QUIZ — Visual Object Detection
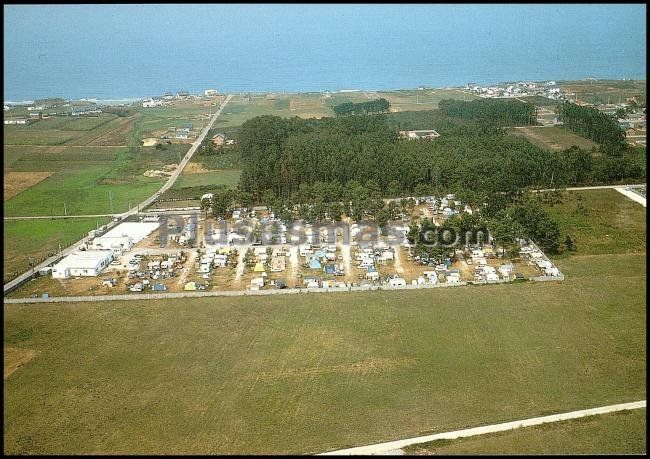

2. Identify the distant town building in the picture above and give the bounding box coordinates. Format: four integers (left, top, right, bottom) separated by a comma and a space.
3, 118, 29, 125
204, 89, 219, 96
70, 105, 102, 116
142, 98, 164, 108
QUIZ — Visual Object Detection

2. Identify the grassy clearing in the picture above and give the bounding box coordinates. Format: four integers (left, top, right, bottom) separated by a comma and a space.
3, 250, 645, 454
172, 169, 241, 189
197, 149, 243, 170
542, 188, 646, 256
376, 88, 479, 112
508, 126, 598, 151
3, 217, 109, 283
404, 408, 646, 455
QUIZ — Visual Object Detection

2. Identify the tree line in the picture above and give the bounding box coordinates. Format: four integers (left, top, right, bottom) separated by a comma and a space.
234, 111, 644, 204
555, 101, 626, 152
331, 98, 390, 116
438, 98, 537, 126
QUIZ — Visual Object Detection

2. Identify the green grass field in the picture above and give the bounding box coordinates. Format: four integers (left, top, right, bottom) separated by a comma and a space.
4, 143, 191, 218
3, 251, 645, 454
404, 408, 646, 455
3, 163, 163, 217
4, 145, 124, 171
508, 126, 598, 151
3, 217, 110, 283
172, 169, 242, 189
543, 188, 646, 256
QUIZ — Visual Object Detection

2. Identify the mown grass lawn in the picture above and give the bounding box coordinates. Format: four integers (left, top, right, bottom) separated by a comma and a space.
404, 408, 646, 455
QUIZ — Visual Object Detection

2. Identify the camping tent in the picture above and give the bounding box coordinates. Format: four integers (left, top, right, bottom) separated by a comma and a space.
184, 281, 197, 291
309, 258, 322, 269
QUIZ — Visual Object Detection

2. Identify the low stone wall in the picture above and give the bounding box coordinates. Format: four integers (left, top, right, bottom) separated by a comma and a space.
4, 280, 471, 304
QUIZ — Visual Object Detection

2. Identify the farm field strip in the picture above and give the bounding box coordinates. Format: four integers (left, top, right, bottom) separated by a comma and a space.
4, 172, 53, 201
508, 126, 597, 151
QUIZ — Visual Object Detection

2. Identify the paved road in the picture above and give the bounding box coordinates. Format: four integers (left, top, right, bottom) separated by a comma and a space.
382, 183, 647, 204
531, 184, 646, 193
318, 400, 646, 455
3, 95, 232, 295
615, 187, 647, 207
121, 93, 233, 219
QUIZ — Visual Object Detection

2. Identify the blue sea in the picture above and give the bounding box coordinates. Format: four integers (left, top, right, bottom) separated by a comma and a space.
3, 4, 646, 102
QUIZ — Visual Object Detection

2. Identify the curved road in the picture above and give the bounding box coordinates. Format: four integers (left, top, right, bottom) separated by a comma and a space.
3, 94, 232, 295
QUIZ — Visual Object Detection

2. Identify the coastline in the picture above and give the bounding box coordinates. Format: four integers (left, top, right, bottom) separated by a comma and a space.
3, 75, 646, 106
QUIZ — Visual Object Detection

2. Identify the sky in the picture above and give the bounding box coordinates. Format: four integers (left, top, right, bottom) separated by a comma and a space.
3, 4, 647, 101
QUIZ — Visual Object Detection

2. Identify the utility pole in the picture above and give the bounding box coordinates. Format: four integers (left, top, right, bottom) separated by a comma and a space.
550, 170, 555, 189
63, 202, 67, 216
109, 190, 113, 213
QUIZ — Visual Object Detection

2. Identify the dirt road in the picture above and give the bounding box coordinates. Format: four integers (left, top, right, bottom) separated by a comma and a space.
176, 251, 196, 287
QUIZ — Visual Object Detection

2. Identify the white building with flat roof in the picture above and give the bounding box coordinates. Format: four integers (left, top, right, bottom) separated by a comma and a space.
88, 235, 133, 255
52, 250, 113, 279
100, 222, 159, 245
